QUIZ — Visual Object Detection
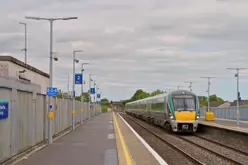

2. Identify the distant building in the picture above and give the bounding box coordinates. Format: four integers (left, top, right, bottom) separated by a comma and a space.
230, 100, 248, 106
0, 56, 49, 94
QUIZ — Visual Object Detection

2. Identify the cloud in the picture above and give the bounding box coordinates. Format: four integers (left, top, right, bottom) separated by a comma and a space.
2, 0, 248, 101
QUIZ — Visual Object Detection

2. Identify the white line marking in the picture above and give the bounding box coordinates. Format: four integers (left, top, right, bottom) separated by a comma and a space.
108, 133, 115, 139
108, 125, 114, 129
117, 113, 168, 165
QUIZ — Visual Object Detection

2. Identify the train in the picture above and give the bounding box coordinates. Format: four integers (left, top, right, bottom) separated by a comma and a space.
125, 89, 200, 133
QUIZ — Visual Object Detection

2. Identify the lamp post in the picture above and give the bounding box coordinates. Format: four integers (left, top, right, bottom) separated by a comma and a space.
19, 22, 27, 64
93, 80, 97, 116
184, 82, 196, 92
227, 68, 246, 125
25, 16, 77, 144
89, 74, 95, 119
72, 50, 82, 130
200, 77, 216, 112
81, 62, 89, 122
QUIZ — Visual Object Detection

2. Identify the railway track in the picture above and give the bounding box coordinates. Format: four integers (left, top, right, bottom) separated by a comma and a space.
123, 113, 246, 165
193, 134, 248, 156
176, 135, 243, 165
124, 114, 204, 165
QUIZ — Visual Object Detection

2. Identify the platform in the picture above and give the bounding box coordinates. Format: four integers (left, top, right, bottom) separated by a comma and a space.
15, 113, 118, 165
13, 112, 166, 165
199, 118, 248, 134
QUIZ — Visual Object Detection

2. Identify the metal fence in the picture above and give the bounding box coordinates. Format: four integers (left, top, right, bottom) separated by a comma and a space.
199, 106, 248, 121
0, 86, 100, 163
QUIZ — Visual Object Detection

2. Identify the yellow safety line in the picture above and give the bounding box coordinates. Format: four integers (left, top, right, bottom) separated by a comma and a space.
113, 112, 133, 165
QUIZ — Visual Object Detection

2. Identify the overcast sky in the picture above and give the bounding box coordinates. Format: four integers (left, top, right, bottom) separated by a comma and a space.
1, 0, 248, 101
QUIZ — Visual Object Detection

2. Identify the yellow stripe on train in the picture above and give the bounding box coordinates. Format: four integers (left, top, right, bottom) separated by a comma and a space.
175, 111, 196, 121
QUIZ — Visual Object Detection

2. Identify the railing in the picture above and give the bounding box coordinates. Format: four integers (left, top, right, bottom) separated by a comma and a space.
199, 106, 248, 121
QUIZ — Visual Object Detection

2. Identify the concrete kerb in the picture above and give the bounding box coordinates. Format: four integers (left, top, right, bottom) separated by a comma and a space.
3, 117, 92, 165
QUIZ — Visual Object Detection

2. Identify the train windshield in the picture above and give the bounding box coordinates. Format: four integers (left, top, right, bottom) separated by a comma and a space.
172, 95, 196, 111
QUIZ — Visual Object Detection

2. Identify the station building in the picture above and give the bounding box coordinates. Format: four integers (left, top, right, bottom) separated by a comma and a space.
0, 56, 49, 94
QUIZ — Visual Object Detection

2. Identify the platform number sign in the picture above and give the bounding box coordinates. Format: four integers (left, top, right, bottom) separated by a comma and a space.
0, 100, 8, 120
75, 73, 83, 84
90, 88, 96, 94
47, 87, 59, 97
97, 94, 101, 98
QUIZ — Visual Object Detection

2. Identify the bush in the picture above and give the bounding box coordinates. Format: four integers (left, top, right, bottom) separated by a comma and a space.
101, 105, 108, 113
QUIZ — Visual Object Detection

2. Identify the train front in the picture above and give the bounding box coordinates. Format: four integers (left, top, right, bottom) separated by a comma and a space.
169, 90, 199, 132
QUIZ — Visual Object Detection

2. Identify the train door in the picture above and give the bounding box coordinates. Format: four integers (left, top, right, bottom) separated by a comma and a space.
164, 96, 169, 119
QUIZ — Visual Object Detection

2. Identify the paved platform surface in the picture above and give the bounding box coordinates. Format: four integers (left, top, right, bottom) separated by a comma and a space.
199, 118, 248, 133
16, 113, 118, 165
114, 112, 162, 165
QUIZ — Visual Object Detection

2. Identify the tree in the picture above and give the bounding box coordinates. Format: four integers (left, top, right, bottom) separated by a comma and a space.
83, 92, 90, 102
130, 89, 150, 101
150, 89, 164, 96
101, 98, 109, 104
200, 95, 224, 105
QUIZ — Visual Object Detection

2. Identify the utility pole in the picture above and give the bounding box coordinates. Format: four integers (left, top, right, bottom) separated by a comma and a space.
19, 22, 27, 64
174, 85, 185, 90
81, 63, 89, 122
200, 77, 216, 112
93, 80, 96, 117
26, 16, 77, 144
89, 74, 94, 119
72, 50, 81, 130
184, 82, 196, 92
67, 74, 70, 97
227, 68, 246, 126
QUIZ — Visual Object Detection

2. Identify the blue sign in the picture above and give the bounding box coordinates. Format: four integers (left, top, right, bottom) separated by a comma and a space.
97, 94, 101, 98
90, 88, 96, 94
0, 100, 8, 120
75, 73, 83, 84
47, 87, 58, 97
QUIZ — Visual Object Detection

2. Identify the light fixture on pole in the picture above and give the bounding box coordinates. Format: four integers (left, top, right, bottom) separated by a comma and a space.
19, 22, 27, 64
81, 62, 89, 122
89, 73, 95, 119
184, 81, 196, 92
25, 16, 77, 144
72, 50, 82, 130
227, 67, 246, 126
200, 77, 216, 112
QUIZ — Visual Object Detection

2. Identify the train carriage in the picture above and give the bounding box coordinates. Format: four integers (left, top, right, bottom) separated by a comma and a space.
125, 90, 200, 132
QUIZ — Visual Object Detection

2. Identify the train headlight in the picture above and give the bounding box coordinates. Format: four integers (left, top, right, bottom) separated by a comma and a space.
170, 115, 174, 119
197, 115, 199, 119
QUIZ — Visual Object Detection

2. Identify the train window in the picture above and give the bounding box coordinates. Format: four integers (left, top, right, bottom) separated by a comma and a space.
173, 97, 195, 111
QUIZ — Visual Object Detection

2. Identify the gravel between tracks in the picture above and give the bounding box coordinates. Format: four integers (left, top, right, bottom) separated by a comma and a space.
121, 114, 195, 165
123, 114, 240, 165
180, 135, 248, 165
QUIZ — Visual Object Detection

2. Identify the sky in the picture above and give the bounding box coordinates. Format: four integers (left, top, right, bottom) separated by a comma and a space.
1, 0, 248, 101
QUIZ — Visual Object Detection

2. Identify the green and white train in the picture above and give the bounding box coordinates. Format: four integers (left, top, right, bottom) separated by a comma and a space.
125, 90, 200, 132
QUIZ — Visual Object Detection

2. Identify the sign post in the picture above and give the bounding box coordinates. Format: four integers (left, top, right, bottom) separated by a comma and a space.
75, 73, 83, 85
46, 87, 58, 119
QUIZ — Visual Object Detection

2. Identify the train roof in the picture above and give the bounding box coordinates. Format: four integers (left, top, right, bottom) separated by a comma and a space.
126, 89, 196, 105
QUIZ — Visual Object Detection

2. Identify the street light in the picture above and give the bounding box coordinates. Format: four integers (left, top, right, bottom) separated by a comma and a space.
200, 77, 216, 112
227, 68, 246, 126
25, 16, 78, 144
19, 22, 27, 64
184, 82, 196, 92
89, 73, 95, 119
72, 50, 82, 130
81, 63, 89, 101
81, 62, 89, 122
